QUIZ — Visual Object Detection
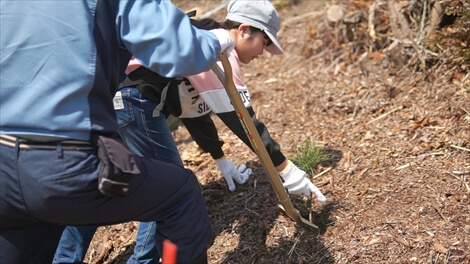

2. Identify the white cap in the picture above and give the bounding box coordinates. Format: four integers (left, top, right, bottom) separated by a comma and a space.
226, 0, 284, 55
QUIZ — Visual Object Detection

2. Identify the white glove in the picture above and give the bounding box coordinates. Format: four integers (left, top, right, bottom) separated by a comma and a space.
215, 157, 252, 192
279, 160, 327, 203
209, 28, 235, 55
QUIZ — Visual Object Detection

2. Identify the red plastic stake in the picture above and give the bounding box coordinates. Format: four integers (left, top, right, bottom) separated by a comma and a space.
162, 239, 177, 264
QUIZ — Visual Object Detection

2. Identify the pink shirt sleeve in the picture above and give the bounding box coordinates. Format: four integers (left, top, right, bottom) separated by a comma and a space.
186, 49, 245, 94
125, 56, 144, 75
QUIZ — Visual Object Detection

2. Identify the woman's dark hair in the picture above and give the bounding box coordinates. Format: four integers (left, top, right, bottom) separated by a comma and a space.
191, 18, 272, 46
221, 20, 263, 35
222, 20, 272, 46
190, 18, 222, 30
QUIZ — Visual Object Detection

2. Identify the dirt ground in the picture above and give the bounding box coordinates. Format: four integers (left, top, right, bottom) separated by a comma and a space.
85, 1, 469, 263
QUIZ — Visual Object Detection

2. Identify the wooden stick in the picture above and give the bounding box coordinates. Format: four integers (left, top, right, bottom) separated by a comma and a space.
450, 145, 470, 152
198, 0, 228, 19
367, 105, 403, 124
395, 163, 410, 170
93, 234, 112, 264
312, 167, 331, 179
417, 0, 428, 45
278, 11, 324, 37
367, 1, 378, 41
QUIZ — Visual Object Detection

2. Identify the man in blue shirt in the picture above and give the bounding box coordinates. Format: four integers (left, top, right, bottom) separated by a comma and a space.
0, 1, 233, 263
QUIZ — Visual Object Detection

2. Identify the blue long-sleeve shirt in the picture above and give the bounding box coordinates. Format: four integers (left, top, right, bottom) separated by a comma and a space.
0, 0, 221, 140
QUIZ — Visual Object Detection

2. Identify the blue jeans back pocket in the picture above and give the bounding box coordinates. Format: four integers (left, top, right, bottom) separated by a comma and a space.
115, 89, 135, 128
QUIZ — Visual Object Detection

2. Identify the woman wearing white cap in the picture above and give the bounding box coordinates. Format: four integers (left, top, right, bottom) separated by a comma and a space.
180, 0, 326, 200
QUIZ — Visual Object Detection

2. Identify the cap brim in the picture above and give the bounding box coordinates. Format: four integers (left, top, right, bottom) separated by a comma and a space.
264, 30, 284, 55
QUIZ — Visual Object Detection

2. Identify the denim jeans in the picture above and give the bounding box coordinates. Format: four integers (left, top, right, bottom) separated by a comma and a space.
54, 87, 183, 264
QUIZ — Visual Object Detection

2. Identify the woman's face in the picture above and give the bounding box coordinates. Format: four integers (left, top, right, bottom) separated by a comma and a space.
234, 24, 271, 64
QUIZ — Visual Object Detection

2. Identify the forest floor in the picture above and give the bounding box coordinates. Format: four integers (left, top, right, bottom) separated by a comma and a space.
85, 1, 469, 263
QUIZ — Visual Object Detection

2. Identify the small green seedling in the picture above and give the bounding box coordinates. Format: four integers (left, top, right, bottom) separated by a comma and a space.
290, 139, 330, 215
290, 139, 329, 176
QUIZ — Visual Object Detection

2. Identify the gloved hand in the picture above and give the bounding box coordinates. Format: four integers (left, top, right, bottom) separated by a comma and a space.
209, 28, 235, 55
215, 157, 252, 192
279, 160, 327, 203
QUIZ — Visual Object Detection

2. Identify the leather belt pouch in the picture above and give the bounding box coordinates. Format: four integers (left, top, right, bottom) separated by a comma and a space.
96, 135, 141, 198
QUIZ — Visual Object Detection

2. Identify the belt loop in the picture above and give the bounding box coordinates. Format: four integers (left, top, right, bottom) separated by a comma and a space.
57, 142, 63, 158
15, 137, 20, 158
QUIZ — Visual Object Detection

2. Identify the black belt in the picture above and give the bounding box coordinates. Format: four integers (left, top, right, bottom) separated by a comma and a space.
0, 134, 95, 150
